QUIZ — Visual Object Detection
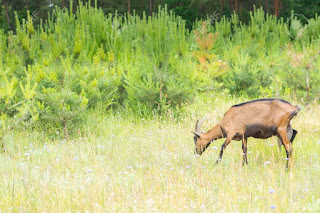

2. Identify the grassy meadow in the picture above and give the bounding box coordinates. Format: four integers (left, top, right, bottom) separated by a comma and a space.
1, 94, 320, 212
1, 2, 320, 212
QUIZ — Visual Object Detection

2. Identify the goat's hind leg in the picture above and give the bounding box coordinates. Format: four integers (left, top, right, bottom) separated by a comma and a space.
277, 127, 293, 168
290, 129, 298, 143
277, 126, 298, 148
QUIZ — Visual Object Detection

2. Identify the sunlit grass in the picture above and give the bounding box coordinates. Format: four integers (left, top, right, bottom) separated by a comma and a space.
1, 95, 320, 212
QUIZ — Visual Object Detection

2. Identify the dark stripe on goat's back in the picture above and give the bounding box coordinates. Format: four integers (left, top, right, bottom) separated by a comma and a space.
232, 98, 291, 107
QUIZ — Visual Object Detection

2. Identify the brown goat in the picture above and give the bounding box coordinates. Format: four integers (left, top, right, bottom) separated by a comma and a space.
192, 99, 300, 167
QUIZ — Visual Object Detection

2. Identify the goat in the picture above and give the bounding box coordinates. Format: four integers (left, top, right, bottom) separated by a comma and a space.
192, 99, 300, 167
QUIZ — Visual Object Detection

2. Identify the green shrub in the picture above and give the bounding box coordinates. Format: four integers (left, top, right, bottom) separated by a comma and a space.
1, 1, 320, 138
124, 53, 195, 116
223, 52, 271, 96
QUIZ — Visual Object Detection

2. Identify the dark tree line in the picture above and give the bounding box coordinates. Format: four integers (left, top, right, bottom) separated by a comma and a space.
1, 0, 320, 31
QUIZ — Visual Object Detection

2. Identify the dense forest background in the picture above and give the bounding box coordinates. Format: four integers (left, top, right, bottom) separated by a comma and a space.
1, 0, 320, 31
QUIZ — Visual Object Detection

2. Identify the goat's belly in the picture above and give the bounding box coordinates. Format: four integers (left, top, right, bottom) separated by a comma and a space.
245, 124, 277, 139
251, 131, 276, 139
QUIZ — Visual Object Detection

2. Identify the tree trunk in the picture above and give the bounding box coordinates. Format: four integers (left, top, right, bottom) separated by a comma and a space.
128, 0, 131, 13
62, 0, 66, 8
229, 0, 234, 13
274, 0, 280, 17
26, 0, 29, 10
11, 0, 16, 31
265, 0, 269, 14
3, 0, 12, 31
140, 0, 143, 15
250, 0, 255, 11
234, 0, 238, 14
11, 0, 15, 16
149, 0, 153, 16
220, 0, 223, 15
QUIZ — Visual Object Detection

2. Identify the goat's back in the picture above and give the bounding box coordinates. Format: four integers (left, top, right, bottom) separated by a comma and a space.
220, 99, 299, 132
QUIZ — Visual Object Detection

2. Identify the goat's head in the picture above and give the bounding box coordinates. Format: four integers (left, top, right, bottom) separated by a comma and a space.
192, 118, 209, 155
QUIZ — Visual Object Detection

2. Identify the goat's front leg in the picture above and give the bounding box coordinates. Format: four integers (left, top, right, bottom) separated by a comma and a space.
216, 137, 232, 164
278, 127, 293, 168
242, 137, 248, 166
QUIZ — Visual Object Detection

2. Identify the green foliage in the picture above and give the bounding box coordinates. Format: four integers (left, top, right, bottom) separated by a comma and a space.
192, 21, 229, 90
0, 3, 199, 135
165, 0, 198, 28
124, 54, 195, 115
208, 7, 320, 100
1, 2, 320, 137
280, 44, 320, 103
223, 52, 268, 96
1, 0, 320, 35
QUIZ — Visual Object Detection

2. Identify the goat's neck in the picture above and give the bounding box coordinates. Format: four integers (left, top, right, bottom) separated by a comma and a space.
202, 125, 224, 141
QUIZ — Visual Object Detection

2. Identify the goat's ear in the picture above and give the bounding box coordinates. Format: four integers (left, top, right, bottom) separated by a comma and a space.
191, 131, 201, 138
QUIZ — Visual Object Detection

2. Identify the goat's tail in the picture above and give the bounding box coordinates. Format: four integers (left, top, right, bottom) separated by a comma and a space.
289, 106, 300, 119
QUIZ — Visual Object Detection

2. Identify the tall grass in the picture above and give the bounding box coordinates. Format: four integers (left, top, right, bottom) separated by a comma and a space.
1, 95, 319, 211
